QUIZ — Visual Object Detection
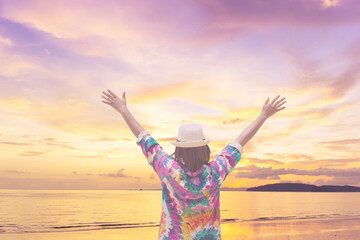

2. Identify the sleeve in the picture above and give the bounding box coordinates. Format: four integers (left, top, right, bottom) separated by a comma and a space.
136, 130, 170, 180
209, 141, 243, 184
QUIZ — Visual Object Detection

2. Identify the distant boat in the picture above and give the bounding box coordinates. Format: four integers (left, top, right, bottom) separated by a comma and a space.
246, 183, 360, 192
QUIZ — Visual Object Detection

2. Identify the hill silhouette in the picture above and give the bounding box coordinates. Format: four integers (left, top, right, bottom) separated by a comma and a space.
246, 183, 360, 192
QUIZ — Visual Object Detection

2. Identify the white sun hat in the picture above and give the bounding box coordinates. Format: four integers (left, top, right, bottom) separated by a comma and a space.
170, 123, 210, 148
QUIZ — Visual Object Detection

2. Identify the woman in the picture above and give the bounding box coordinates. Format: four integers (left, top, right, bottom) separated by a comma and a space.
101, 89, 286, 240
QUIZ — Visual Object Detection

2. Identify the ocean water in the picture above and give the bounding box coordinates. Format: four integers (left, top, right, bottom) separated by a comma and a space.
0, 189, 359, 234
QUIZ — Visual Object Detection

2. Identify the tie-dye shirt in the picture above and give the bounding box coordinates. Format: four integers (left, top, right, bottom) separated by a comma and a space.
136, 130, 243, 240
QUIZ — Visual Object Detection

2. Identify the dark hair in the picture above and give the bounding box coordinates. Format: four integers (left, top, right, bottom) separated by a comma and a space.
170, 145, 211, 172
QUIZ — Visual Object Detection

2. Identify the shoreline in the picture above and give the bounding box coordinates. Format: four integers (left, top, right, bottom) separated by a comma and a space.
2, 215, 359, 234
1, 216, 360, 240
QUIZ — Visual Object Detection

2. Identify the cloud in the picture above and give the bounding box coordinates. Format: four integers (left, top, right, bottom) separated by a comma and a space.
246, 158, 284, 165
98, 168, 140, 179
197, 0, 360, 28
0, 141, 32, 146
263, 153, 314, 161
295, 100, 357, 120
38, 137, 77, 150
290, 158, 360, 168
234, 164, 360, 185
0, 15, 136, 116
241, 155, 360, 169
0, 94, 158, 139
0, 97, 92, 137
88, 137, 120, 142
267, 175, 281, 180
225, 98, 358, 147
222, 118, 244, 125
234, 165, 287, 179
0, 16, 134, 73
314, 175, 360, 185
315, 138, 360, 155
0, 34, 12, 45
130, 80, 200, 104
2, 170, 25, 174
19, 151, 47, 157
318, 138, 360, 145
68, 154, 104, 159
3, 0, 357, 51
279, 39, 360, 100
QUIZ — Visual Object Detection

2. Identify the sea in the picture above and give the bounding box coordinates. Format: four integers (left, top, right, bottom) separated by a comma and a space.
0, 189, 359, 234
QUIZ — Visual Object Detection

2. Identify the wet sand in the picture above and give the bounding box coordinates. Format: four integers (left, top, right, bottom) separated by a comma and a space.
221, 216, 360, 240
1, 216, 360, 240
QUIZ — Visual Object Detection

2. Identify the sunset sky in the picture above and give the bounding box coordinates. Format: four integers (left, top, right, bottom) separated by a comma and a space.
1, 0, 360, 190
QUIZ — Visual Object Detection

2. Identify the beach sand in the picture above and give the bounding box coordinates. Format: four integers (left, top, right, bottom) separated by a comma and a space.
2, 216, 360, 240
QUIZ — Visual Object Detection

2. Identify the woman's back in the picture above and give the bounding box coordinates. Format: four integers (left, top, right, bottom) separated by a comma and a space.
136, 130, 243, 240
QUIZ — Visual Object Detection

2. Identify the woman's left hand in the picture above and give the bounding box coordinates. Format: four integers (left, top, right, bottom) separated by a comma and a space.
101, 89, 127, 112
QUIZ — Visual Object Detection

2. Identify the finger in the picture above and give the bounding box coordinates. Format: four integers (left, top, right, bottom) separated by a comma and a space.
275, 98, 286, 107
101, 95, 110, 100
265, 97, 269, 104
102, 91, 113, 99
101, 95, 112, 102
270, 95, 280, 105
274, 97, 286, 106
277, 106, 286, 111
122, 91, 126, 99
276, 100, 286, 108
107, 89, 118, 98
102, 100, 111, 105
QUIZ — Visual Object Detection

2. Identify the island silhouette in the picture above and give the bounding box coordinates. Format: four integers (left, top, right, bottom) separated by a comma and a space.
246, 183, 360, 192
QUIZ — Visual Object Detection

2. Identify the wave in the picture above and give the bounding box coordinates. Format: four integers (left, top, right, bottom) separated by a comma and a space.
240, 213, 360, 222
1, 214, 360, 234
216, 213, 360, 223
0, 221, 160, 234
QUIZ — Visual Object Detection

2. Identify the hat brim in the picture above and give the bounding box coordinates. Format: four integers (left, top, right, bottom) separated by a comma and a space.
170, 138, 210, 148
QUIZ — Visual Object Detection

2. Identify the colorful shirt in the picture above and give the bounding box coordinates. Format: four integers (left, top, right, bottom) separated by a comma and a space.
136, 130, 243, 240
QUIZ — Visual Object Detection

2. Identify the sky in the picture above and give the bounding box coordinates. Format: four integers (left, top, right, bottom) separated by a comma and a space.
1, 0, 360, 190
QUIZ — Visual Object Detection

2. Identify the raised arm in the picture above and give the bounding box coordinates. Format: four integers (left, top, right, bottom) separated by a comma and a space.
235, 95, 286, 147
101, 89, 145, 138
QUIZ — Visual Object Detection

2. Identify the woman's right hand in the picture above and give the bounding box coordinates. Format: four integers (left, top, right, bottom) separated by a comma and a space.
101, 89, 127, 113
261, 95, 286, 119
